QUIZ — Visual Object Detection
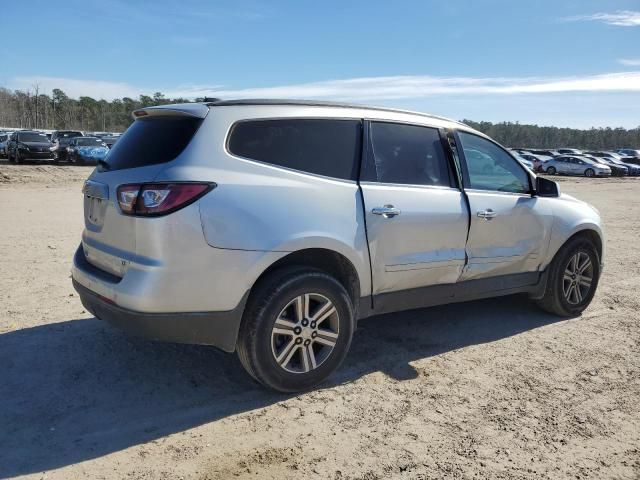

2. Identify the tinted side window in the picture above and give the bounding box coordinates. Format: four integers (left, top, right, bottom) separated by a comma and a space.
366, 122, 450, 186
228, 119, 361, 180
105, 117, 203, 171
458, 132, 530, 194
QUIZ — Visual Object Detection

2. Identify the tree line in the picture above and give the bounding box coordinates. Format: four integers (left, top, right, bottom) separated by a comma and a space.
462, 119, 640, 149
1, 86, 638, 148
0, 87, 193, 133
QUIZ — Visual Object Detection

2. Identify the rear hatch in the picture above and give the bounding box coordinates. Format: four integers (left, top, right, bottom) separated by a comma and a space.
81, 104, 208, 277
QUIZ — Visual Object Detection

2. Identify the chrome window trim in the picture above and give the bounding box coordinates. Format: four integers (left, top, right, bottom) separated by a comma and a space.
463, 188, 534, 198
359, 180, 458, 192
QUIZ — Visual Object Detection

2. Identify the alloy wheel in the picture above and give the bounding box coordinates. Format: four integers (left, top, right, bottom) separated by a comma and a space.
271, 293, 339, 374
562, 251, 593, 305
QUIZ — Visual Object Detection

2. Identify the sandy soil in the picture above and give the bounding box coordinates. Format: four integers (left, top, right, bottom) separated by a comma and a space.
1, 164, 639, 479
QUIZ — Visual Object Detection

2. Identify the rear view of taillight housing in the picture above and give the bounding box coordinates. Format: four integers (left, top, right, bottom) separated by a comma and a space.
117, 182, 215, 216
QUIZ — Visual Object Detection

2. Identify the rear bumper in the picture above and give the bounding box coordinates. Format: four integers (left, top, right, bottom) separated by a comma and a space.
73, 279, 247, 352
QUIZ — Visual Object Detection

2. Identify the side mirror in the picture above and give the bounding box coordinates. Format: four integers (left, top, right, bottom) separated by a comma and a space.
535, 176, 560, 197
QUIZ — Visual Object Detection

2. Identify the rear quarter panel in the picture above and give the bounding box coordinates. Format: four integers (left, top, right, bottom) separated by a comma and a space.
155, 106, 374, 297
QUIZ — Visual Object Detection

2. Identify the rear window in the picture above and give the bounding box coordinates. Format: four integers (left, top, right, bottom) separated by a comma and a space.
104, 116, 202, 171
227, 119, 361, 180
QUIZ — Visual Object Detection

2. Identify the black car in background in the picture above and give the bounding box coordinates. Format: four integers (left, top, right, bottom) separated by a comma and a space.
6, 131, 54, 163
50, 130, 83, 162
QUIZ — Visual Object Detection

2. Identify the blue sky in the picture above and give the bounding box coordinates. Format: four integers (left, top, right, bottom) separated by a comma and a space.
2, 0, 640, 128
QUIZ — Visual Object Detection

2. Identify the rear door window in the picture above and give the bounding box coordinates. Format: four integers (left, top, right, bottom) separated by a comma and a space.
228, 119, 361, 180
105, 116, 203, 171
363, 121, 451, 187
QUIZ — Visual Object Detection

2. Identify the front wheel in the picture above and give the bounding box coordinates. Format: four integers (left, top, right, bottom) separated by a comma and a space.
237, 267, 355, 392
584, 168, 595, 177
546, 166, 556, 175
536, 236, 600, 316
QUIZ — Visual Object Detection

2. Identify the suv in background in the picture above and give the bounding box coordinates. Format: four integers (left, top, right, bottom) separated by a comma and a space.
6, 130, 54, 163
51, 130, 83, 162
72, 100, 604, 392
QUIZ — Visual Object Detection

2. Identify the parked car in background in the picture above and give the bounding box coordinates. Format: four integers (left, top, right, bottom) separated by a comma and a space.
609, 157, 640, 176
51, 130, 84, 162
528, 149, 561, 157
99, 135, 120, 149
616, 148, 640, 158
6, 131, 54, 163
67, 137, 110, 164
518, 153, 553, 172
543, 155, 611, 177
556, 148, 584, 155
72, 100, 604, 392
586, 152, 640, 175
619, 157, 640, 167
582, 155, 628, 176
0, 133, 10, 158
585, 151, 622, 160
514, 154, 534, 170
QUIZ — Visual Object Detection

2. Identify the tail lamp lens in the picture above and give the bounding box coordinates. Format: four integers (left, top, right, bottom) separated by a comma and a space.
117, 183, 214, 216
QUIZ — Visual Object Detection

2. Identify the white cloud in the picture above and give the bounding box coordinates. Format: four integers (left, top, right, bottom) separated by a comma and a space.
618, 58, 640, 66
8, 72, 640, 102
563, 10, 640, 27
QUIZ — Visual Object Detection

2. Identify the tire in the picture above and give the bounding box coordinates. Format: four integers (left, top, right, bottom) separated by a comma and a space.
8, 151, 15, 163
546, 166, 556, 175
536, 236, 600, 317
237, 267, 355, 392
16, 153, 24, 164
585, 168, 595, 177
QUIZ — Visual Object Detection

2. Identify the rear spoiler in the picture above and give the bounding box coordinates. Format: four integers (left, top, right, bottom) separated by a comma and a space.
132, 103, 210, 120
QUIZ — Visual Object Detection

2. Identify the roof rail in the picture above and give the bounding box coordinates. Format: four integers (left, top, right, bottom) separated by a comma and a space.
205, 98, 465, 126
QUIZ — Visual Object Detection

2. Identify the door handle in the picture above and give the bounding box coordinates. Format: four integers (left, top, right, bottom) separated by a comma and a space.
477, 209, 497, 219
372, 205, 401, 218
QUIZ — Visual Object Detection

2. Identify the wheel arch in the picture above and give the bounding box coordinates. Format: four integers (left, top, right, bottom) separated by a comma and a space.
547, 226, 604, 269
249, 248, 362, 313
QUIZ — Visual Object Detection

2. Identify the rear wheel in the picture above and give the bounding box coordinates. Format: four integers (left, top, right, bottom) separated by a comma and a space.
237, 267, 355, 392
536, 236, 600, 316
585, 168, 595, 177
546, 166, 556, 175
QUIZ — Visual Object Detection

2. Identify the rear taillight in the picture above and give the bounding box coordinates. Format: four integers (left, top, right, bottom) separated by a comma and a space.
117, 182, 215, 216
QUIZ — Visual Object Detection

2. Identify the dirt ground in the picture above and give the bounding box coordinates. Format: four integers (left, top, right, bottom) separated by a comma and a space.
1, 164, 639, 480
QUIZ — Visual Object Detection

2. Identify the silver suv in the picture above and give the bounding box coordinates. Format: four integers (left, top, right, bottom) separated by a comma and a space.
72, 100, 604, 392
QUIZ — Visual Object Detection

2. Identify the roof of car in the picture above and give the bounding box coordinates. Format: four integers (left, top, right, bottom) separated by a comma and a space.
205, 98, 466, 126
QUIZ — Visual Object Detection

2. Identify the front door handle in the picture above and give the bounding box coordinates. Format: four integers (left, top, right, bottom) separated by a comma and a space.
477, 209, 497, 220
372, 205, 401, 218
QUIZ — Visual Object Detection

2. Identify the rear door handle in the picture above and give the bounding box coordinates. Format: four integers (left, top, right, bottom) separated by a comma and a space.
372, 205, 401, 218
477, 209, 497, 219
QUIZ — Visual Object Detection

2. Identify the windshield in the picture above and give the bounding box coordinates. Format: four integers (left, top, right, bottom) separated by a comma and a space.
18, 132, 49, 143
76, 138, 104, 146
